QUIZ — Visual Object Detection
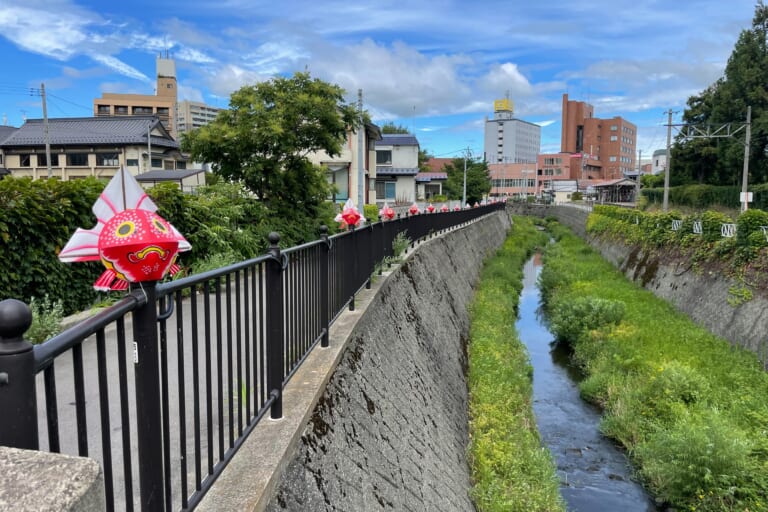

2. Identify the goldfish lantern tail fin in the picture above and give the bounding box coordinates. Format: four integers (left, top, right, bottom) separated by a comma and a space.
93, 270, 129, 291
169, 263, 181, 276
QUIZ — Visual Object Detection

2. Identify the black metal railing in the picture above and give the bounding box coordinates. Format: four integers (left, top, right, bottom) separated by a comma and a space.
0, 202, 504, 512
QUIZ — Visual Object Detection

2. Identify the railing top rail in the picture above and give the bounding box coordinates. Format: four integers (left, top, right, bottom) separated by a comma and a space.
33, 292, 143, 372
282, 237, 326, 255
156, 253, 272, 295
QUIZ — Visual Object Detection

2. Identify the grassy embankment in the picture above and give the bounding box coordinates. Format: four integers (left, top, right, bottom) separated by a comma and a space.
539, 220, 768, 512
467, 215, 565, 512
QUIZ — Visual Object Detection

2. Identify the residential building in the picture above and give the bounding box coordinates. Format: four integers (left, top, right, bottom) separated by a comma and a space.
93, 57, 178, 139
415, 172, 447, 200
308, 123, 382, 206
488, 162, 537, 198
652, 148, 668, 175
0, 116, 187, 181
483, 98, 540, 164
176, 100, 223, 136
375, 134, 420, 204
561, 93, 637, 180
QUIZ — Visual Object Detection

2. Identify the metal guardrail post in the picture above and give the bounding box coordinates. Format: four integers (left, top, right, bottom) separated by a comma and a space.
130, 282, 165, 511
266, 232, 284, 419
0, 299, 38, 450
319, 226, 330, 348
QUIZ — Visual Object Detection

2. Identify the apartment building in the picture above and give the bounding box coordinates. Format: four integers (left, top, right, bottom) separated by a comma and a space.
93, 57, 178, 139
561, 94, 637, 180
177, 100, 223, 136
483, 98, 541, 164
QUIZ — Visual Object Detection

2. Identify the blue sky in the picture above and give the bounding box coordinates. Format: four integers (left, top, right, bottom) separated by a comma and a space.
0, 0, 758, 161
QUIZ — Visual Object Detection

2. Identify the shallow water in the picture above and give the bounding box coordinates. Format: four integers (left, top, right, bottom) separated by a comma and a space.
516, 255, 657, 511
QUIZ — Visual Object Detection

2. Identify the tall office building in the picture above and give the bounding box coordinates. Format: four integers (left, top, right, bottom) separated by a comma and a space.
94, 57, 178, 139
561, 93, 637, 179
483, 98, 541, 164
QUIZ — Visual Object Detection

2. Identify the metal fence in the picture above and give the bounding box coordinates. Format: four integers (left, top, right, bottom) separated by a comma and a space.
0, 202, 505, 512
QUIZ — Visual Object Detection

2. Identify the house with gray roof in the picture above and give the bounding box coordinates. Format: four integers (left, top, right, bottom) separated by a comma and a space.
0, 115, 189, 181
375, 133, 420, 204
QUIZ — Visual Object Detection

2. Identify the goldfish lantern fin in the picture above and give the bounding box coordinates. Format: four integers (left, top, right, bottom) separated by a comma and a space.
169, 263, 181, 276
111, 280, 130, 291
93, 270, 118, 291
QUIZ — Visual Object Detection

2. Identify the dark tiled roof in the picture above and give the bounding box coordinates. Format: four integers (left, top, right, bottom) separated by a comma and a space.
375, 134, 419, 147
376, 167, 419, 176
415, 172, 447, 182
0, 116, 178, 149
135, 169, 206, 181
0, 126, 17, 144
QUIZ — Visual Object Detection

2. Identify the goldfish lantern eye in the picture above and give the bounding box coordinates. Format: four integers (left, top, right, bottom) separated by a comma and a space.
115, 221, 136, 238
152, 218, 169, 233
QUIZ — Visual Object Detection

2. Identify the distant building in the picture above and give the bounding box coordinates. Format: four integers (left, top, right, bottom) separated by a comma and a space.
483, 98, 540, 164
176, 100, 223, 137
488, 162, 537, 198
375, 134, 420, 204
94, 57, 178, 139
0, 116, 187, 181
652, 149, 668, 175
561, 94, 636, 180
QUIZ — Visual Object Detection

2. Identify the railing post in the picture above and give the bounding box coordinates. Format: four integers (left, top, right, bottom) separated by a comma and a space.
266, 232, 284, 419
319, 226, 330, 348
130, 281, 165, 511
0, 299, 38, 450
349, 225, 357, 312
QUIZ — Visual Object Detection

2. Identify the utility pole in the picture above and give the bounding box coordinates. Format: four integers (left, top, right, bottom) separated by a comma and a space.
662, 109, 673, 212
462, 147, 470, 206
635, 148, 642, 207
357, 90, 365, 209
41, 83, 52, 178
741, 106, 751, 212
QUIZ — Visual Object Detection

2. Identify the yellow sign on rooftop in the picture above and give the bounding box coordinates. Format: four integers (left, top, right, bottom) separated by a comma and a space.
494, 98, 514, 112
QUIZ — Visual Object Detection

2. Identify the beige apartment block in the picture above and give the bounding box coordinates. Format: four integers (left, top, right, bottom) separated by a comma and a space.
94, 57, 178, 139
177, 100, 223, 137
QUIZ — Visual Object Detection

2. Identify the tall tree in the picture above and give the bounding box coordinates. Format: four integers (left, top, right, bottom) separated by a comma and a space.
380, 122, 410, 134
675, 1, 768, 186
181, 72, 360, 232
442, 156, 491, 204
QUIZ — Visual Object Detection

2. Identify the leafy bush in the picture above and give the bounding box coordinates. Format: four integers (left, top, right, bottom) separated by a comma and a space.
548, 296, 626, 343
25, 295, 64, 344
736, 209, 768, 247
363, 203, 379, 224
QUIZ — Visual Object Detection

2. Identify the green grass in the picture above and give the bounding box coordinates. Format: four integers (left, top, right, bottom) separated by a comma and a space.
539, 221, 768, 511
467, 216, 565, 512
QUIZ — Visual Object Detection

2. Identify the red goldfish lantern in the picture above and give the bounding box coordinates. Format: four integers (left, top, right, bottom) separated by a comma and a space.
440, 204, 449, 213
426, 203, 435, 213
409, 203, 420, 215
381, 202, 395, 221
473, 202, 479, 208
453, 205, 461, 211
335, 198, 363, 229
59, 167, 190, 291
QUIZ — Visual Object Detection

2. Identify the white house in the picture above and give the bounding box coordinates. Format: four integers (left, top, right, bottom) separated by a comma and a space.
375, 134, 420, 204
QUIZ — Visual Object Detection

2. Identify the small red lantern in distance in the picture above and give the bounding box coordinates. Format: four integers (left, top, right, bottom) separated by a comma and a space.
454, 205, 461, 211
427, 203, 435, 213
473, 202, 479, 208
409, 203, 420, 215
381, 202, 395, 220
440, 204, 449, 213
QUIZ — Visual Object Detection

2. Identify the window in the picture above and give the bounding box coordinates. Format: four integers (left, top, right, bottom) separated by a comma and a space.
67, 153, 89, 166
151, 158, 162, 169
609, 156, 617, 162
19, 154, 31, 167
610, 125, 618, 131
610, 135, 617, 141
164, 160, 174, 170
126, 159, 139, 167
375, 180, 396, 199
133, 106, 153, 114
376, 150, 392, 165
176, 160, 186, 169
114, 106, 128, 115
38, 154, 59, 166
96, 153, 119, 166
96, 105, 110, 115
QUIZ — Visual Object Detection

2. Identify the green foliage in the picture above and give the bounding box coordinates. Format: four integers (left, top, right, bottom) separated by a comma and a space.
442, 157, 492, 205
181, 72, 358, 228
641, 173, 664, 188
0, 177, 102, 314
25, 295, 64, 344
363, 204, 379, 224
736, 209, 768, 247
570, 191, 583, 201
539, 223, 768, 511
468, 216, 563, 511
391, 231, 410, 260
547, 296, 626, 343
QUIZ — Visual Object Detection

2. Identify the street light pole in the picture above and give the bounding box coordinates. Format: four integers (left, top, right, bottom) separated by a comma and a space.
462, 147, 470, 206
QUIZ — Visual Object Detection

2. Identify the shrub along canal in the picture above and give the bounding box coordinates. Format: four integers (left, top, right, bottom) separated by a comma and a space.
516, 254, 657, 511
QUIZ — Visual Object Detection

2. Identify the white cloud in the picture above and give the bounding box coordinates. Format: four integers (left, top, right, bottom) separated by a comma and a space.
0, 5, 89, 60
90, 54, 151, 84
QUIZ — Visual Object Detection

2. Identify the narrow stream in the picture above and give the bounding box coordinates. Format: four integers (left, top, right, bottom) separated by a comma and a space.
516, 255, 657, 511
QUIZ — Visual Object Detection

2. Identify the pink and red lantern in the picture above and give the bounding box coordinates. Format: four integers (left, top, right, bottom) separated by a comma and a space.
59, 167, 190, 291
409, 203, 420, 215
453, 205, 461, 211
381, 202, 395, 221
335, 198, 363, 229
440, 204, 449, 213
426, 203, 435, 213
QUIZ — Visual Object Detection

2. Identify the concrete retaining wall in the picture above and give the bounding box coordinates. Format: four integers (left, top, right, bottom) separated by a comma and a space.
264, 211, 512, 512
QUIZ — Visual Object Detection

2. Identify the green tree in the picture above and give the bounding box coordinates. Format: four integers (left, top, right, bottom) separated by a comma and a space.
380, 122, 410, 134
442, 156, 491, 204
181, 72, 360, 235
675, 2, 768, 186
